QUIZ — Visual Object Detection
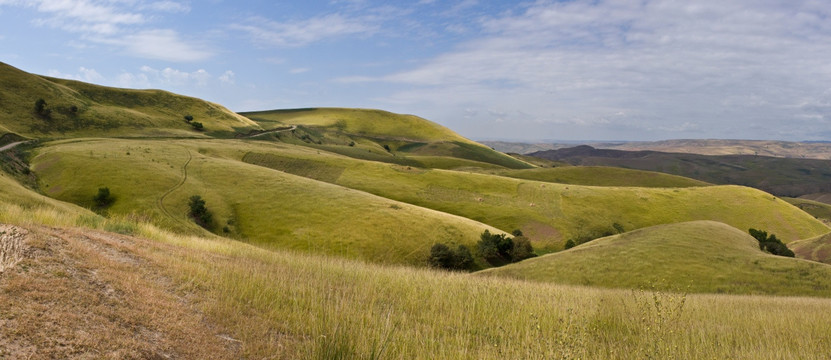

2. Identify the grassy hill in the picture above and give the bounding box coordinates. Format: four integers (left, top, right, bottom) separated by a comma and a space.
478, 221, 831, 296
3, 211, 831, 358
30, 138, 507, 266
784, 197, 831, 225
483, 166, 711, 188
241, 108, 533, 169
242, 148, 828, 249
791, 232, 831, 265
800, 192, 831, 206
530, 145, 831, 197
0, 62, 261, 138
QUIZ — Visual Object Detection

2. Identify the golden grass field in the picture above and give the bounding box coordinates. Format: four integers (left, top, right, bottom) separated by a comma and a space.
4, 63, 831, 358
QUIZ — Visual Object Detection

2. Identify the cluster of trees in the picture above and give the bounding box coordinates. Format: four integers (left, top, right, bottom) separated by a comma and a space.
429, 229, 536, 271
189, 195, 212, 228
478, 229, 535, 265
749, 228, 795, 257
428, 243, 474, 270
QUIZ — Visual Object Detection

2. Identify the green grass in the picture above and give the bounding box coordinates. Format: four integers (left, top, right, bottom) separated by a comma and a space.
478, 221, 831, 296
243, 146, 829, 250
0, 62, 261, 138
31, 138, 506, 266
241, 108, 534, 169
486, 166, 711, 188
785, 197, 831, 223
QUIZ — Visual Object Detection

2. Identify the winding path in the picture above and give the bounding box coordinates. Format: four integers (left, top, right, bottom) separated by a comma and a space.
158, 147, 193, 226
239, 125, 297, 138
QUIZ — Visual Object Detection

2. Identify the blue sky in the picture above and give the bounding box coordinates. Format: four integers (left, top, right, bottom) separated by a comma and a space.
2, 0, 831, 142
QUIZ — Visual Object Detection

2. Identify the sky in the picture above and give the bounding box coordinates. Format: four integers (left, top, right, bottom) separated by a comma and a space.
1, 0, 831, 142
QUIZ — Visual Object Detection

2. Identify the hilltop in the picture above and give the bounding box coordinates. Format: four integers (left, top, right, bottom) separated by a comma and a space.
0, 62, 260, 138
478, 221, 831, 296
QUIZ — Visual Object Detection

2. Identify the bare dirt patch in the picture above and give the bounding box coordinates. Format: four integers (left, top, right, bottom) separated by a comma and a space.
0, 225, 240, 359
0, 224, 27, 272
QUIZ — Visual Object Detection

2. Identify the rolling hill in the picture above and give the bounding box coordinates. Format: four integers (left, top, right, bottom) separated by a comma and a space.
482, 166, 711, 188
0, 62, 261, 138
529, 145, 831, 197
477, 221, 831, 296
241, 108, 534, 169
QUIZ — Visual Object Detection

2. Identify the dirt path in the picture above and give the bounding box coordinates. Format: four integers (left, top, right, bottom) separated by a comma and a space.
0, 141, 29, 152
0, 225, 240, 359
158, 147, 193, 226
240, 125, 296, 138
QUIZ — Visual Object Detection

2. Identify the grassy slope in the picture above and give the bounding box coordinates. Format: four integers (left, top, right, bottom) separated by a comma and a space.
784, 197, 831, 224
0, 62, 260, 138
31, 138, 506, 266
790, 232, 831, 265
242, 108, 533, 169
243, 147, 829, 250
478, 221, 831, 296
486, 166, 711, 188
2, 209, 831, 359
800, 192, 831, 205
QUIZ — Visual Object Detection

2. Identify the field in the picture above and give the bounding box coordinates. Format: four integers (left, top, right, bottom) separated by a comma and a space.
4, 63, 831, 359
479, 221, 831, 296
2, 209, 831, 359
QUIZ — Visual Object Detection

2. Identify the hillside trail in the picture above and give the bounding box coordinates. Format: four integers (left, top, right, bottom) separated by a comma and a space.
0, 224, 240, 358
158, 146, 193, 227
240, 125, 296, 138
0, 141, 29, 152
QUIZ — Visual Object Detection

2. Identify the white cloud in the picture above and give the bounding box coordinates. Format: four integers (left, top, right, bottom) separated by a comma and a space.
118, 29, 213, 62
46, 66, 104, 83
289, 68, 309, 74
231, 13, 378, 47
367, 0, 831, 140
219, 70, 235, 84
2, 0, 210, 62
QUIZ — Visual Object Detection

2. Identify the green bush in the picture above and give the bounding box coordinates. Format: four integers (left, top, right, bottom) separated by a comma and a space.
93, 187, 113, 208
429, 243, 474, 271
748, 228, 795, 257
477, 230, 535, 265
189, 195, 212, 228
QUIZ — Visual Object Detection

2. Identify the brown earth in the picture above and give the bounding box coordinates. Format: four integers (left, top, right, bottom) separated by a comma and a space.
0, 225, 240, 359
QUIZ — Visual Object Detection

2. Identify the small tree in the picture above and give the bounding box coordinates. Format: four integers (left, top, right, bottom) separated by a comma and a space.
184, 114, 194, 122
189, 195, 212, 228
511, 229, 524, 237
748, 228, 795, 257
93, 187, 113, 207
429, 243, 455, 269
454, 245, 474, 270
510, 236, 535, 262
190, 121, 204, 131
34, 98, 51, 117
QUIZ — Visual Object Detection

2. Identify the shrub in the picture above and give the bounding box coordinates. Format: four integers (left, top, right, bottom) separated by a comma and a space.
189, 195, 212, 228
93, 187, 113, 207
190, 122, 204, 130
748, 228, 795, 257
512, 229, 524, 237
184, 114, 194, 122
510, 236, 536, 262
383, 144, 391, 152
564, 239, 576, 249
34, 98, 51, 118
477, 230, 535, 265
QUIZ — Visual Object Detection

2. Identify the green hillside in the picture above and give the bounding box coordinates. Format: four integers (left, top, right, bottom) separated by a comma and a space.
486, 166, 710, 188
478, 221, 831, 296
784, 197, 831, 224
0, 62, 261, 138
241, 108, 533, 169
242, 148, 829, 250
30, 138, 506, 266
